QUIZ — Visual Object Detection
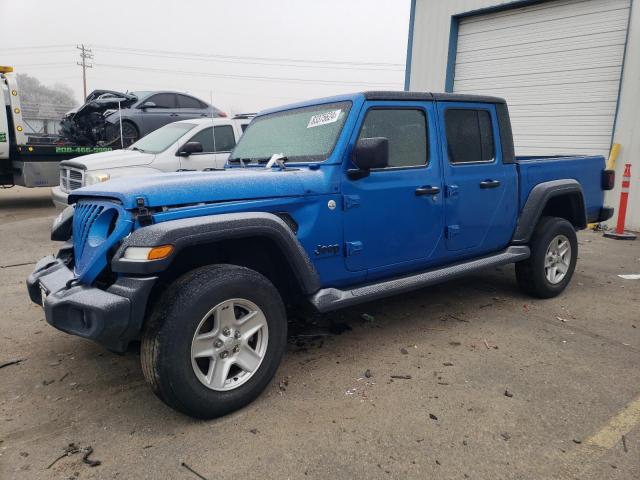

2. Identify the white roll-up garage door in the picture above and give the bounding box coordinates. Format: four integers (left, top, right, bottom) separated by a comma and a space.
452, 0, 631, 156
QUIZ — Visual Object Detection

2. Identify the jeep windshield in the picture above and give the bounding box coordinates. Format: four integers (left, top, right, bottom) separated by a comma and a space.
229, 101, 351, 164
128, 122, 196, 154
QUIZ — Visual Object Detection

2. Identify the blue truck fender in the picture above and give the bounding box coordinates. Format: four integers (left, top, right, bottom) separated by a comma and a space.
511, 179, 586, 244
111, 211, 321, 295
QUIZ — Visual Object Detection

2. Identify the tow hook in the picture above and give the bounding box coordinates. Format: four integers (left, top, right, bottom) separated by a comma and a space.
135, 197, 153, 227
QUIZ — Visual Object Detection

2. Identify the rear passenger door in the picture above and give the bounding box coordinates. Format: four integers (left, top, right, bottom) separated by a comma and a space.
437, 102, 517, 254
176, 94, 209, 121
178, 125, 238, 171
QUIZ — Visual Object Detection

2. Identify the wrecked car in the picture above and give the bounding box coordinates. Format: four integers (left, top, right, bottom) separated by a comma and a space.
60, 90, 225, 147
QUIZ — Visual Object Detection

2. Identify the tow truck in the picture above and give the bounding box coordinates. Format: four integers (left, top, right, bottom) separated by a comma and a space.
0, 66, 112, 188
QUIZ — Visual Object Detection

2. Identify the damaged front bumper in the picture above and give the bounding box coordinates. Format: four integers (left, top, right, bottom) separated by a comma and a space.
27, 256, 156, 352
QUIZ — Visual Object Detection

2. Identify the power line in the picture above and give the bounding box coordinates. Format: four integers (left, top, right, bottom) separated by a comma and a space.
92, 45, 405, 72
13, 63, 77, 68
0, 44, 75, 51
93, 63, 400, 87
91, 44, 404, 68
1, 44, 404, 68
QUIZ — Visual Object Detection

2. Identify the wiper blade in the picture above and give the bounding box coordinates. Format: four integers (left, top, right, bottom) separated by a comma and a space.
265, 153, 288, 169
130, 146, 146, 153
228, 157, 271, 164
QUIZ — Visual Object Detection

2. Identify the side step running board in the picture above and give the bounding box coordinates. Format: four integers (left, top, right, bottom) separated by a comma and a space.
309, 246, 530, 312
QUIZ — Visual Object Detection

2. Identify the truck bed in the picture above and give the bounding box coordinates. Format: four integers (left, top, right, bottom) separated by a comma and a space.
516, 155, 606, 223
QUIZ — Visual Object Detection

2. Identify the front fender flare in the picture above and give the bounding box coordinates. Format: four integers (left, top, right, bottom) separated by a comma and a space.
111, 212, 321, 295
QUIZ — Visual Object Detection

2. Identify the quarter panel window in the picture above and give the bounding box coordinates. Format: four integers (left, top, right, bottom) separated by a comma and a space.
357, 109, 427, 168
178, 94, 204, 109
445, 109, 495, 163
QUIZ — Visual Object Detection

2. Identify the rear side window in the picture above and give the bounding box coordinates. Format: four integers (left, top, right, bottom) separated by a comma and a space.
358, 109, 427, 168
445, 109, 494, 163
187, 125, 236, 152
178, 94, 206, 109
146, 93, 176, 109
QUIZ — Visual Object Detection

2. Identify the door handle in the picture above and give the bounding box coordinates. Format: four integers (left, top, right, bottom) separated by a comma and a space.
479, 179, 501, 189
415, 186, 441, 196
169, 113, 179, 117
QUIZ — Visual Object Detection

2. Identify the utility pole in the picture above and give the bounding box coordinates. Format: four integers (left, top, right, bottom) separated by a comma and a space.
76, 44, 93, 99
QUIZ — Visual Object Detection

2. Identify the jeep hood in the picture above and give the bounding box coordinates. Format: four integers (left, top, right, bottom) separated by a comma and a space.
61, 149, 155, 170
69, 168, 316, 209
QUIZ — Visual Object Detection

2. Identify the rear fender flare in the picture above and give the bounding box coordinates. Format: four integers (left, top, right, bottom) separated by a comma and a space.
512, 179, 586, 244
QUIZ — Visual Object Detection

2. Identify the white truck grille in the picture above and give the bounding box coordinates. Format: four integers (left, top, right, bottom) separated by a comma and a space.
60, 167, 84, 192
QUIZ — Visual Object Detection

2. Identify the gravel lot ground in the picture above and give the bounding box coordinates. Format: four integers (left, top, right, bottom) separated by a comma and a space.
1, 187, 639, 480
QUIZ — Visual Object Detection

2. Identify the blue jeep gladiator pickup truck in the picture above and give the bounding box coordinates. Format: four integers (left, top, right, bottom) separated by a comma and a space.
28, 91, 614, 418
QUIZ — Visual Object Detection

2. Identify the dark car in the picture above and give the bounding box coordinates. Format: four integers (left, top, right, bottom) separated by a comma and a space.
60, 90, 225, 146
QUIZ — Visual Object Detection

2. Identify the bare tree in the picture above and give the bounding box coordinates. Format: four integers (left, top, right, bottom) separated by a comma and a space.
17, 74, 78, 107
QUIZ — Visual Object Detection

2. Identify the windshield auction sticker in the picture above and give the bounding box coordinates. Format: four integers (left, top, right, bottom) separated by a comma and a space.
307, 110, 342, 128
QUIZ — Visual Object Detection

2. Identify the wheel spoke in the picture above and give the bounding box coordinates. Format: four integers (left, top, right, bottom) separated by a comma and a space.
209, 357, 231, 389
558, 243, 570, 257
550, 266, 558, 282
215, 300, 237, 327
192, 332, 216, 358
238, 310, 266, 340
235, 345, 262, 373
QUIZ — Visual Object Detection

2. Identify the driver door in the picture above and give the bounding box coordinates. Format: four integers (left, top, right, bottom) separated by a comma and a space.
342, 102, 444, 275
178, 125, 238, 170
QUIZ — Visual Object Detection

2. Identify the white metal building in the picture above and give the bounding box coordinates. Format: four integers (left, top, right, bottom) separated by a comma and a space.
405, 0, 640, 230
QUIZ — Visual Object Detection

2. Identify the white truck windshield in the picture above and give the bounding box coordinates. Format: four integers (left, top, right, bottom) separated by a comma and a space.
129, 123, 196, 154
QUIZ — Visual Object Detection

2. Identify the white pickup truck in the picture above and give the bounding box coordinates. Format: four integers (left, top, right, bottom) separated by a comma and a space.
51, 116, 252, 208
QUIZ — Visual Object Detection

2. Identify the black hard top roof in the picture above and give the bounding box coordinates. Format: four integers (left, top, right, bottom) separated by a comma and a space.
363, 91, 506, 104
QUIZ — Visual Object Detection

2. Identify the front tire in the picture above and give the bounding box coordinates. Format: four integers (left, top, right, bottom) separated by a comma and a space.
106, 121, 139, 147
515, 216, 578, 298
141, 264, 287, 419
120, 121, 139, 147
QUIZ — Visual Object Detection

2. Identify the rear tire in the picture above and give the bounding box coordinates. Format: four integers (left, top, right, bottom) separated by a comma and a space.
141, 264, 287, 419
515, 216, 578, 298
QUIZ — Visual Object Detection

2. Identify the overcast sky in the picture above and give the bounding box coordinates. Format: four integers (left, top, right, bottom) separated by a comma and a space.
0, 0, 410, 114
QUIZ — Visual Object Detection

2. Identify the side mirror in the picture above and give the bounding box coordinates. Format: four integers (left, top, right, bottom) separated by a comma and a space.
140, 101, 157, 109
177, 141, 203, 157
349, 137, 389, 179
